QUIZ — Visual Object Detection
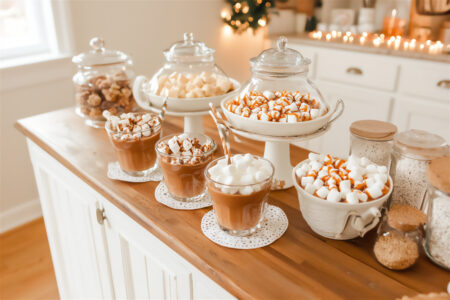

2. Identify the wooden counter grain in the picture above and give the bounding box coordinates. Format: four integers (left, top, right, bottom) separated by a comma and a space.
16, 108, 449, 300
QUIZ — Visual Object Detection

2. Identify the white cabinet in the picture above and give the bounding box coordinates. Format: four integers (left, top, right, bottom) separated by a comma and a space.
392, 95, 450, 140
298, 81, 392, 157
27, 140, 235, 300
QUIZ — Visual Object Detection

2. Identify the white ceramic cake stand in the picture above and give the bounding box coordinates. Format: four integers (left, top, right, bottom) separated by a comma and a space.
222, 100, 344, 190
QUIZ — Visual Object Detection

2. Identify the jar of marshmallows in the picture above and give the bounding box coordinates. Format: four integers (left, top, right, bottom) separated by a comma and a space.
144, 32, 235, 99
349, 120, 397, 169
389, 129, 448, 209
72, 37, 136, 128
424, 156, 450, 270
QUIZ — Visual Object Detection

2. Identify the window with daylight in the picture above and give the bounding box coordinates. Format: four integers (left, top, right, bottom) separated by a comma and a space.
0, 0, 58, 61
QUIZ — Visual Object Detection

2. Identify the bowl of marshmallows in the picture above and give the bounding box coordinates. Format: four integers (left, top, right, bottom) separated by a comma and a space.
292, 153, 393, 240
133, 72, 240, 112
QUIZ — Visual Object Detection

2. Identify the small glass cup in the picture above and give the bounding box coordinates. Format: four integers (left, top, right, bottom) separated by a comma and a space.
205, 155, 274, 237
156, 133, 216, 202
105, 112, 161, 177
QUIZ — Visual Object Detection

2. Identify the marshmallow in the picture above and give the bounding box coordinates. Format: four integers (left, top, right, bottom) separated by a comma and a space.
305, 183, 316, 195
357, 191, 368, 202
308, 153, 322, 162
310, 161, 322, 172
287, 114, 298, 123
301, 176, 314, 187
239, 186, 254, 195
313, 179, 323, 189
263, 90, 275, 100
327, 189, 341, 202
360, 157, 371, 167
366, 185, 382, 199
316, 186, 329, 199
346, 192, 359, 204
339, 180, 351, 193
168, 137, 180, 154
310, 109, 320, 119
349, 169, 363, 182
365, 164, 378, 174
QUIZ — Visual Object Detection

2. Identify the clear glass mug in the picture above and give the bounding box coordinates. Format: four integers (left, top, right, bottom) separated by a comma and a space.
105, 112, 161, 177
205, 155, 274, 236
156, 133, 216, 202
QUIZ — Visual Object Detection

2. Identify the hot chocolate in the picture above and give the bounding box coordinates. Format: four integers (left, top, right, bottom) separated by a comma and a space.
156, 133, 216, 201
205, 154, 274, 236
105, 111, 161, 176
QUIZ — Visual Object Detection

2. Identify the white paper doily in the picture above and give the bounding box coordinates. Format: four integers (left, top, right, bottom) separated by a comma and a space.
201, 205, 288, 249
107, 162, 163, 182
155, 182, 212, 210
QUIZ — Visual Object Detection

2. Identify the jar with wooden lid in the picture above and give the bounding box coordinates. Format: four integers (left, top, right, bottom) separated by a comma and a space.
72, 37, 136, 128
349, 120, 397, 168
373, 204, 426, 270
389, 129, 448, 209
424, 156, 450, 270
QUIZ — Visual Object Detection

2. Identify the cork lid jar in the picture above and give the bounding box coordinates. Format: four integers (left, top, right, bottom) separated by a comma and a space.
393, 129, 448, 160
350, 120, 397, 141
426, 156, 450, 194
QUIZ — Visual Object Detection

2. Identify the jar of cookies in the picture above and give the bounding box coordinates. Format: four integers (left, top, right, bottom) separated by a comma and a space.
72, 37, 136, 128
349, 120, 397, 169
144, 32, 235, 99
389, 129, 448, 209
373, 204, 426, 270
424, 156, 450, 270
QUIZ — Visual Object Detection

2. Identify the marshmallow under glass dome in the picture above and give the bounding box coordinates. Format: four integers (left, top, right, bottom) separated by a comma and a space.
133, 33, 240, 133
218, 36, 344, 190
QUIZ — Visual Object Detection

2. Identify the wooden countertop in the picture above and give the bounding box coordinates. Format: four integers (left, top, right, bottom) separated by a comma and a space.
16, 108, 449, 300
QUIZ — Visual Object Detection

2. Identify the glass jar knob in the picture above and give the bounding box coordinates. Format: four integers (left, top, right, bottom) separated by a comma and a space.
90, 37, 105, 53
183, 32, 194, 45
277, 36, 288, 52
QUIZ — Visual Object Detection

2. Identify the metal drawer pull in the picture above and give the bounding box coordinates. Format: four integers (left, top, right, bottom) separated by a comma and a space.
96, 208, 106, 225
346, 67, 363, 75
437, 80, 450, 89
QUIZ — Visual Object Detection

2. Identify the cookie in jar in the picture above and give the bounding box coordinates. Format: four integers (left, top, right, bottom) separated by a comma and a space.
73, 37, 136, 127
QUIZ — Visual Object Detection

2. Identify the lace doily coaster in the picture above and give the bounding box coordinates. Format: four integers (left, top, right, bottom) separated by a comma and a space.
155, 182, 213, 210
107, 162, 163, 182
201, 205, 288, 249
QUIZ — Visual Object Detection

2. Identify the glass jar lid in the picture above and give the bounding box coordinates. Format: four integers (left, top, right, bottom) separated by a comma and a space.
350, 120, 397, 141
163, 32, 215, 63
393, 129, 448, 160
72, 37, 131, 66
250, 36, 311, 74
427, 156, 450, 194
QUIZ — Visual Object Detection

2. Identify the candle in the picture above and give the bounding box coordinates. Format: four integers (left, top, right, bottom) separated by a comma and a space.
382, 9, 406, 37
373, 38, 381, 47
359, 36, 365, 45
326, 33, 331, 41
343, 36, 348, 43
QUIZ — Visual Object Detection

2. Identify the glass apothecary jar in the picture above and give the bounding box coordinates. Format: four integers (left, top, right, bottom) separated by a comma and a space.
349, 120, 397, 169
373, 204, 426, 270
238, 36, 326, 110
424, 156, 450, 270
72, 37, 136, 128
144, 32, 235, 99
389, 129, 448, 209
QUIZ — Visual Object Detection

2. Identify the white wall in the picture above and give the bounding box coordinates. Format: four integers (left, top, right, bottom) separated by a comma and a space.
0, 0, 266, 232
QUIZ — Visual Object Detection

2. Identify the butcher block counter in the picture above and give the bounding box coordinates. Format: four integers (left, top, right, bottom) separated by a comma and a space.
16, 108, 449, 300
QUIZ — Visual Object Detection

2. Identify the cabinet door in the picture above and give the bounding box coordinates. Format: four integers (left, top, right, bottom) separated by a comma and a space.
392, 96, 450, 142
27, 140, 113, 299
100, 197, 235, 300
299, 81, 393, 157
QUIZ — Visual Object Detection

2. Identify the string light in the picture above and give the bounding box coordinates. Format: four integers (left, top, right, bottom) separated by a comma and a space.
308, 30, 447, 55
221, 0, 277, 33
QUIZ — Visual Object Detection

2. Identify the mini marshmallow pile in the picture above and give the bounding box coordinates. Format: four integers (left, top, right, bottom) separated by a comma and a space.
208, 154, 272, 195
157, 134, 214, 165
104, 111, 160, 141
154, 72, 234, 98
296, 153, 390, 203
225, 90, 327, 123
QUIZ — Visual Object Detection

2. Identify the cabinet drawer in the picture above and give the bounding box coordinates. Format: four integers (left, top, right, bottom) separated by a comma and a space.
398, 61, 450, 102
316, 50, 399, 91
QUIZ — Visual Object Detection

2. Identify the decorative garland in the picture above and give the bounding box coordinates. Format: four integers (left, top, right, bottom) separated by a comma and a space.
221, 0, 286, 33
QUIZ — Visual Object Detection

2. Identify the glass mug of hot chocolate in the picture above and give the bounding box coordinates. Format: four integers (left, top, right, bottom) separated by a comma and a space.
105, 111, 161, 177
156, 133, 216, 202
205, 154, 274, 236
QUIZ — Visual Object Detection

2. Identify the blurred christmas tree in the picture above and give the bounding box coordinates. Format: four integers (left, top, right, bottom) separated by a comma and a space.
221, 0, 287, 34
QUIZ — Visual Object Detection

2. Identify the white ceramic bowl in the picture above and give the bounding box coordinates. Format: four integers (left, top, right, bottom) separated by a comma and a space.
221, 96, 343, 137
133, 75, 241, 112
292, 159, 393, 240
